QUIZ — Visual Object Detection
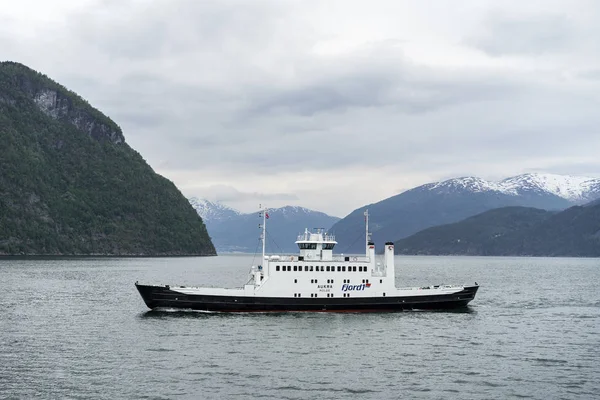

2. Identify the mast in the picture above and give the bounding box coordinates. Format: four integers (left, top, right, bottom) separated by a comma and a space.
364, 209, 369, 257
259, 204, 267, 260
262, 207, 267, 260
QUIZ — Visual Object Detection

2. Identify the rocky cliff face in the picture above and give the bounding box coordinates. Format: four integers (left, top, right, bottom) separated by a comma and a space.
3, 62, 125, 144
32, 88, 124, 144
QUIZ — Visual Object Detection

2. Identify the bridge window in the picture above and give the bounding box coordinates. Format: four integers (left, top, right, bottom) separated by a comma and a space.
380, 279, 382, 283
337, 266, 341, 272
294, 279, 297, 283
322, 243, 335, 250
320, 266, 324, 272
305, 266, 309, 271
326, 266, 330, 272
310, 265, 314, 272
342, 266, 346, 272
293, 266, 297, 272
276, 265, 280, 271
383, 293, 386, 297
298, 243, 317, 250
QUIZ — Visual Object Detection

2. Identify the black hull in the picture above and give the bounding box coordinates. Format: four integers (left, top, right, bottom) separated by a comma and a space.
135, 284, 479, 312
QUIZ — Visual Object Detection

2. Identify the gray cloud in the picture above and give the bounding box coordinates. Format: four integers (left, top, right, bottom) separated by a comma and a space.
196, 184, 298, 204
469, 12, 573, 56
578, 69, 600, 81
3, 0, 600, 215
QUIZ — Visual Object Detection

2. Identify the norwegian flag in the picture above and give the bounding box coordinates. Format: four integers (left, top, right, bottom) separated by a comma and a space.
366, 283, 371, 288
265, 212, 269, 219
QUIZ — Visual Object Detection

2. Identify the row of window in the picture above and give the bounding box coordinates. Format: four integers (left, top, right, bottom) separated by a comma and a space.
291, 292, 386, 298
297, 243, 336, 250
295, 278, 381, 284
308, 279, 335, 284
276, 265, 368, 272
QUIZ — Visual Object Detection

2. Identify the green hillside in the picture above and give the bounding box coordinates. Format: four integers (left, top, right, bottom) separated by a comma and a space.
394, 204, 600, 257
0, 61, 216, 255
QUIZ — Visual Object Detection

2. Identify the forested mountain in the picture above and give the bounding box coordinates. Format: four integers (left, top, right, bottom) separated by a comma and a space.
0, 62, 215, 255
394, 203, 600, 257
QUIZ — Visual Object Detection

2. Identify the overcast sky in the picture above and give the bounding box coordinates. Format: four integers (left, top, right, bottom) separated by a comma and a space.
3, 0, 600, 216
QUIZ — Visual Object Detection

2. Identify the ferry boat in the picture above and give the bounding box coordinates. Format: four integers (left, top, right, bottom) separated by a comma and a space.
135, 209, 479, 312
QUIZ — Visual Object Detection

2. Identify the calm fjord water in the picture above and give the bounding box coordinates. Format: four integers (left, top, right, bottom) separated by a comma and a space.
1, 255, 599, 400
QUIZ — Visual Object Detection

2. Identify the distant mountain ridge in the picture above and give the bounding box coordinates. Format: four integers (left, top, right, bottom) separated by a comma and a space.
329, 173, 600, 254
190, 199, 340, 253
394, 202, 600, 257
189, 197, 241, 223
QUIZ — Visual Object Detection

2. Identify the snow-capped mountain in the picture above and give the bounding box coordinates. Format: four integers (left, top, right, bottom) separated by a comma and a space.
428, 173, 600, 203
188, 198, 340, 253
498, 173, 600, 203
188, 197, 241, 223
329, 173, 600, 254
